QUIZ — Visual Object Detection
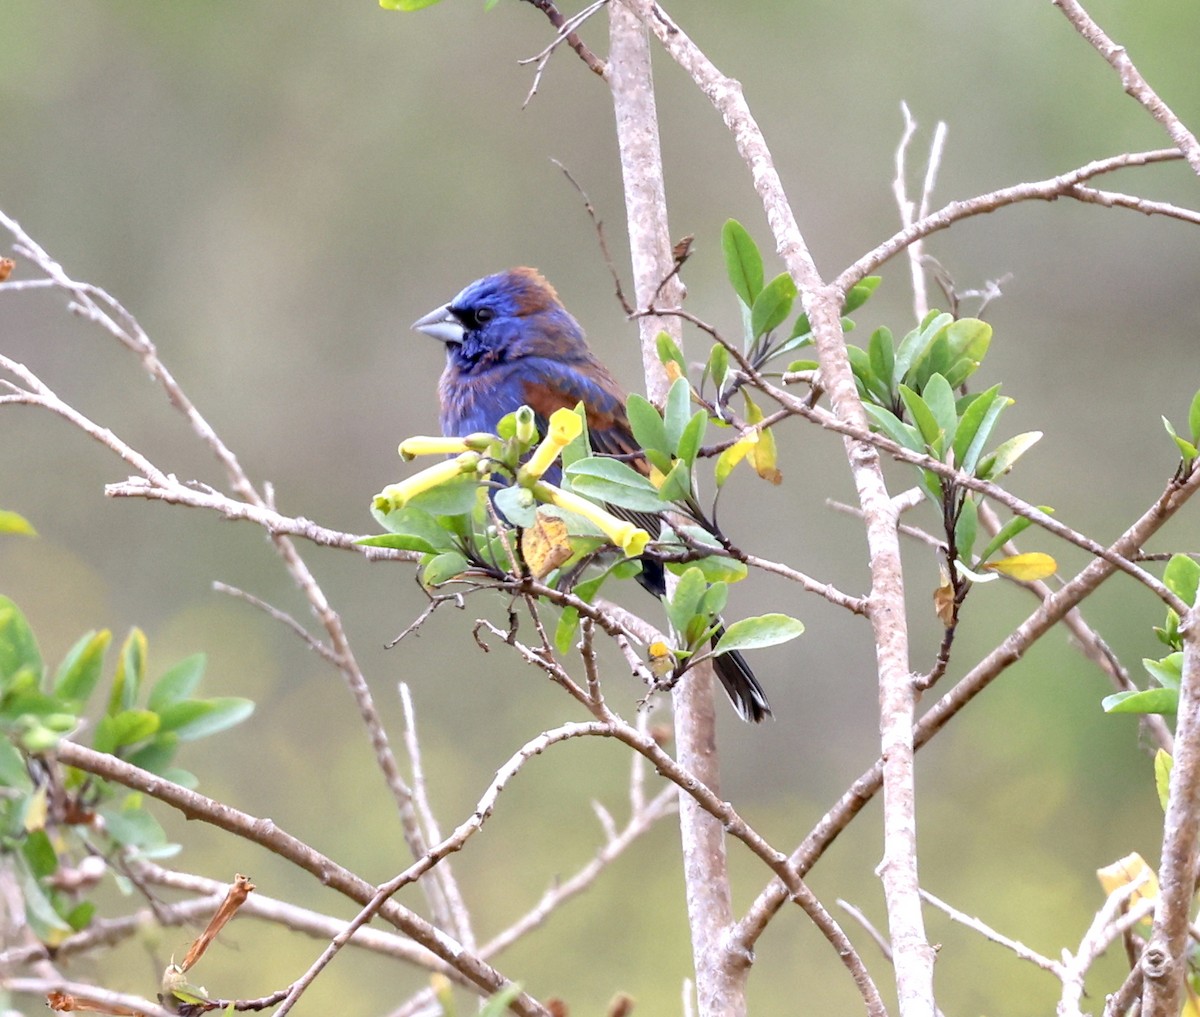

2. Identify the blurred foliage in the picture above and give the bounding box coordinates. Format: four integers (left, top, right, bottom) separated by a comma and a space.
0, 595, 251, 949
2, 0, 1199, 1013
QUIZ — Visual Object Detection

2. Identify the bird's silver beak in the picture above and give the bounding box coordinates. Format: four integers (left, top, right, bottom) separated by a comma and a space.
412, 303, 465, 345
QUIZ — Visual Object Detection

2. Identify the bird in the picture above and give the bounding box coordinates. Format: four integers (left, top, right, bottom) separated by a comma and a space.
412, 267, 771, 723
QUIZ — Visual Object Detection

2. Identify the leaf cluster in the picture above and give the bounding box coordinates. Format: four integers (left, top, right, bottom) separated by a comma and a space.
0, 596, 254, 946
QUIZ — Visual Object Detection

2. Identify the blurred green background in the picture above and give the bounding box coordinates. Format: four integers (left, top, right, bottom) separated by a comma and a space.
1, 1, 1198, 1013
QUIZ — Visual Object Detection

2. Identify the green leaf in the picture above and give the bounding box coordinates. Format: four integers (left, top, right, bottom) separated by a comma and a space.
697, 581, 728, 620
1102, 688, 1179, 715
667, 555, 748, 584
955, 496, 978, 562
0, 597, 43, 684
565, 459, 664, 513
919, 468, 944, 504
721, 219, 763, 306
656, 332, 687, 377
750, 272, 797, 338
421, 551, 470, 586
160, 697, 254, 741
666, 567, 708, 637
125, 733, 180, 777
366, 505, 458, 552
22, 829, 58, 879
0, 737, 31, 789
14, 852, 73, 945
788, 311, 812, 341
977, 431, 1042, 480
908, 333, 952, 392
675, 411, 707, 468
898, 384, 944, 454
922, 373, 958, 453
358, 531, 441, 553
494, 485, 537, 527
379, 0, 443, 10
108, 628, 147, 716
941, 318, 992, 388
894, 312, 952, 384
99, 800, 167, 850
1190, 389, 1200, 445
952, 384, 1005, 474
1144, 653, 1183, 690
0, 510, 36, 536
848, 345, 892, 406
662, 377, 692, 451
656, 460, 693, 504
479, 982, 526, 1017
976, 508, 1050, 564
845, 276, 882, 314
94, 709, 159, 754
47, 629, 109, 704
627, 394, 668, 456
147, 653, 205, 712
868, 324, 895, 393
707, 343, 730, 397
554, 607, 580, 656
713, 614, 804, 654
1163, 554, 1200, 607
1162, 416, 1198, 463
862, 403, 924, 455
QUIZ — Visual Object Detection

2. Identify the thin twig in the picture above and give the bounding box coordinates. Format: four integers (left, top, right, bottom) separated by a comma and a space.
519, 0, 607, 106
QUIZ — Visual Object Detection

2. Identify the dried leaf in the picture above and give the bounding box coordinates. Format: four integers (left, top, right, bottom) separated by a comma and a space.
520, 512, 572, 579
1096, 852, 1159, 908
180, 873, 255, 972
933, 577, 955, 627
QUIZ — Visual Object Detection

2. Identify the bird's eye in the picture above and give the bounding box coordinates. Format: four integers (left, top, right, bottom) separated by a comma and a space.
474, 307, 495, 325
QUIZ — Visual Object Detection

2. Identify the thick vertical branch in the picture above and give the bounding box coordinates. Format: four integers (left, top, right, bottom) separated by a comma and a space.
1141, 614, 1200, 1015
622, 3, 934, 1013
608, 6, 743, 1015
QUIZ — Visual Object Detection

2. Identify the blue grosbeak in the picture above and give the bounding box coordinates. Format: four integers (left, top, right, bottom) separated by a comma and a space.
413, 267, 771, 722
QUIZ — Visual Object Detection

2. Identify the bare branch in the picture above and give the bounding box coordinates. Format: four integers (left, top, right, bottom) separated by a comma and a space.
838, 148, 1184, 290
52, 740, 551, 1016
740, 460, 1200, 952
1051, 0, 1200, 174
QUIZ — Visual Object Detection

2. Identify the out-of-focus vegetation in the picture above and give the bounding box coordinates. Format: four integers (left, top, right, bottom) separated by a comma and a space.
2, 1, 1199, 1012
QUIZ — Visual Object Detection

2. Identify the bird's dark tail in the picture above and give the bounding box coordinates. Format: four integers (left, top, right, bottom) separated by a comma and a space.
712, 629, 772, 723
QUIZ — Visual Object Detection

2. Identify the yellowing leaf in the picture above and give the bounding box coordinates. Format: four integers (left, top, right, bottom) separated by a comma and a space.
23, 786, 48, 833
0, 510, 36, 536
521, 512, 573, 579
1155, 749, 1172, 812
1096, 852, 1159, 908
983, 552, 1057, 582
748, 425, 782, 484
742, 392, 781, 483
664, 360, 684, 384
715, 433, 756, 487
648, 642, 675, 680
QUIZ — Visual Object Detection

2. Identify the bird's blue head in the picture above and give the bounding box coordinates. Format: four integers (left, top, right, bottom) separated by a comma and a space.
412, 268, 586, 374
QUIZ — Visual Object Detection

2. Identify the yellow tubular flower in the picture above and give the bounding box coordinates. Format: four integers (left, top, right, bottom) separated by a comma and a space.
374, 452, 479, 512
539, 483, 650, 558
398, 434, 492, 460
521, 408, 584, 481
